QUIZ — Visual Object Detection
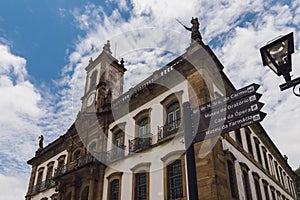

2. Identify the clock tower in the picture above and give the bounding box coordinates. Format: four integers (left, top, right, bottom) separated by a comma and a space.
81, 40, 126, 113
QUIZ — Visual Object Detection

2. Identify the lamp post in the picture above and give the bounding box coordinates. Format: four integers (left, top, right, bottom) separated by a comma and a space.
260, 32, 300, 97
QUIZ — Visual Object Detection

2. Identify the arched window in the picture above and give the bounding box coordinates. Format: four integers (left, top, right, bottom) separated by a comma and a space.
132, 109, 151, 152
46, 162, 54, 181
227, 160, 238, 198
224, 150, 238, 199
138, 118, 148, 138
167, 101, 180, 130
81, 186, 89, 200
37, 168, 44, 185
240, 162, 252, 200
253, 172, 262, 200
159, 91, 183, 140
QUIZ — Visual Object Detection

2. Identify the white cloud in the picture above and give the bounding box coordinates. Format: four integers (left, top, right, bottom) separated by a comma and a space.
0, 174, 27, 200
0, 43, 44, 199
215, 1, 300, 168
2, 1, 300, 199
65, 0, 300, 170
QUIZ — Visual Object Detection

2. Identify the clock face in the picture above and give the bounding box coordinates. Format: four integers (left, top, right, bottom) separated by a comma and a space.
86, 93, 95, 107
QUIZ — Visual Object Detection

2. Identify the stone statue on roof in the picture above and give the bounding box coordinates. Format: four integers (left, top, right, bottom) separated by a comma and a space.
103, 40, 112, 54
183, 17, 202, 43
38, 135, 44, 149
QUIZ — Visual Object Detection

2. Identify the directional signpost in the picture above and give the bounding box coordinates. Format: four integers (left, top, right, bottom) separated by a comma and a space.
193, 83, 266, 142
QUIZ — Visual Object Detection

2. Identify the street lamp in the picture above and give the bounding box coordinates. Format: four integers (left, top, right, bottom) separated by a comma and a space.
260, 32, 300, 96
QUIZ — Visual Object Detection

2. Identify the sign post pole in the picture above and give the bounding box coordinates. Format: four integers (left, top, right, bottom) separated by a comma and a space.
183, 102, 199, 200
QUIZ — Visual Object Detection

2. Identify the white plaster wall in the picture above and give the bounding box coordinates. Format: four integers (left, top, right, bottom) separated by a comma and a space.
108, 80, 189, 152
31, 188, 56, 200
103, 135, 187, 200
222, 139, 295, 200
31, 150, 68, 200
34, 150, 68, 184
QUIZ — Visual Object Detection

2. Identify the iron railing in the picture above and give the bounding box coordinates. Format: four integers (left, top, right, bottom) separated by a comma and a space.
106, 145, 126, 162
53, 147, 127, 178
157, 119, 181, 141
129, 135, 152, 152
54, 154, 96, 178
31, 179, 56, 194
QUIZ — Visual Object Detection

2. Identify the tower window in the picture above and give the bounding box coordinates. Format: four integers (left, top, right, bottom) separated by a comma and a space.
89, 70, 98, 91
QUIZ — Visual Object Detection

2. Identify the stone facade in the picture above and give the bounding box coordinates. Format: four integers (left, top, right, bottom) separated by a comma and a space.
25, 39, 298, 200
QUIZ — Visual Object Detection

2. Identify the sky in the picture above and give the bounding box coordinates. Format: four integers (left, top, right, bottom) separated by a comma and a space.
0, 0, 300, 199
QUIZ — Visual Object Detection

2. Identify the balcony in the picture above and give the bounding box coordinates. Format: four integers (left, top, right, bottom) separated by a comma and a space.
158, 119, 181, 141
54, 154, 96, 178
106, 145, 126, 162
129, 135, 152, 153
31, 179, 56, 194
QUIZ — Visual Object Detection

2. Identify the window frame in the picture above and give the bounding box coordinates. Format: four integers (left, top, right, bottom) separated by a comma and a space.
36, 167, 44, 185
225, 150, 239, 199
89, 70, 98, 91
252, 172, 262, 200
235, 129, 243, 147
160, 92, 183, 140
167, 101, 181, 130
240, 162, 252, 200
133, 108, 151, 138
130, 162, 151, 200
254, 137, 262, 165
161, 150, 187, 200
107, 172, 123, 200
262, 179, 270, 200
262, 146, 270, 173
245, 127, 253, 156
111, 122, 126, 149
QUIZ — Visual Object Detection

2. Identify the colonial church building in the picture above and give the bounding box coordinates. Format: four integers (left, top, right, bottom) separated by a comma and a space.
25, 21, 298, 200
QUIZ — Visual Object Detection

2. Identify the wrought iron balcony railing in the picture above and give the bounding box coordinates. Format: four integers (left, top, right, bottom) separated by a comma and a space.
157, 119, 181, 141
129, 135, 152, 153
54, 154, 96, 178
31, 179, 56, 194
53, 147, 127, 178
106, 145, 126, 162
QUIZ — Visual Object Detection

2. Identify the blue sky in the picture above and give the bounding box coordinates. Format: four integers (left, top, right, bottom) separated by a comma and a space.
0, 0, 300, 199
